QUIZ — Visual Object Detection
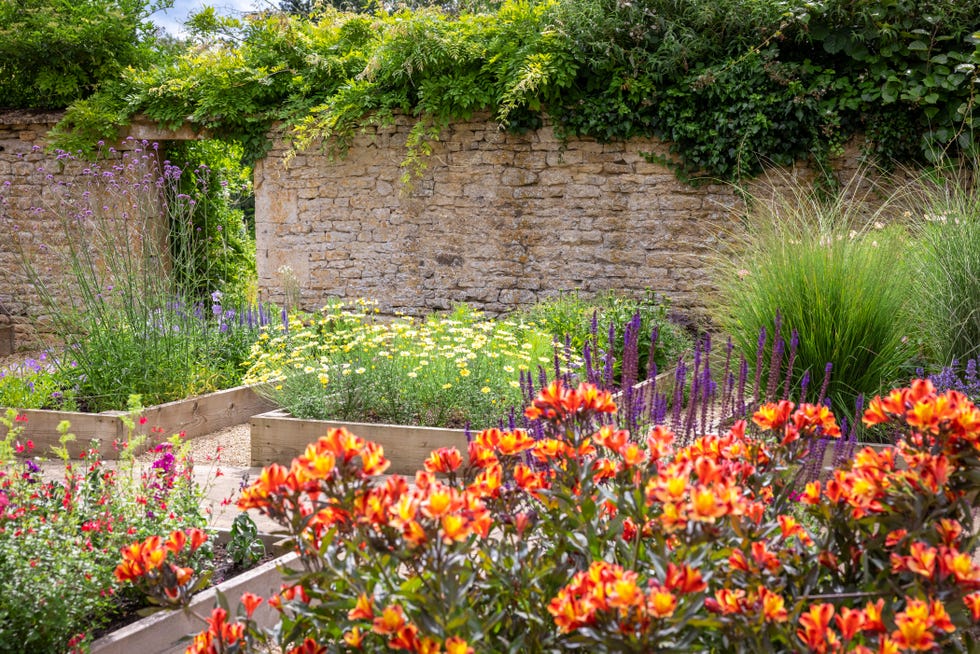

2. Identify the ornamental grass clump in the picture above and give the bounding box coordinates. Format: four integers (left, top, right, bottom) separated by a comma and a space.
905, 164, 980, 363
243, 301, 556, 429
0, 412, 208, 652
178, 377, 980, 653
710, 175, 916, 423
0, 141, 271, 411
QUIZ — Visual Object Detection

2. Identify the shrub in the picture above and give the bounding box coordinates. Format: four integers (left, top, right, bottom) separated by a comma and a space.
181, 377, 980, 652
54, 0, 980, 179
0, 413, 208, 652
243, 301, 557, 429
709, 176, 916, 420
906, 165, 980, 362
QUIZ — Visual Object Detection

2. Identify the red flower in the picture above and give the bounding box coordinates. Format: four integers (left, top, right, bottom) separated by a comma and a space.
240, 592, 263, 619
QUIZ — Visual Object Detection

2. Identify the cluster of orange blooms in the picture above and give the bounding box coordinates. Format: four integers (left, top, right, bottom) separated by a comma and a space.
794, 597, 962, 653
114, 527, 208, 605
548, 560, 706, 633
343, 597, 475, 653
110, 378, 980, 652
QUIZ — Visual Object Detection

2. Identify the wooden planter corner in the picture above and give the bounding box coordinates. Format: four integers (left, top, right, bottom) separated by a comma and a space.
250, 410, 468, 475
90, 547, 298, 654
2, 385, 276, 459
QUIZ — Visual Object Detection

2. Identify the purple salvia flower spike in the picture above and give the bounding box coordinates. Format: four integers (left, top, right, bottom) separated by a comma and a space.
684, 341, 702, 443
753, 326, 766, 409
783, 329, 799, 401
736, 356, 749, 418
647, 325, 660, 383
817, 362, 833, 407
671, 358, 686, 433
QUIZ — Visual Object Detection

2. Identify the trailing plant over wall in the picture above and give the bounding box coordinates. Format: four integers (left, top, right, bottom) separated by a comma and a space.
51, 0, 980, 180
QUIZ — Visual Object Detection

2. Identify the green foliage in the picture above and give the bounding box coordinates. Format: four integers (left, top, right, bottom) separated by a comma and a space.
0, 0, 166, 109
518, 289, 692, 381
49, 0, 979, 180
227, 514, 266, 569
709, 174, 916, 419
907, 163, 980, 362
165, 140, 257, 304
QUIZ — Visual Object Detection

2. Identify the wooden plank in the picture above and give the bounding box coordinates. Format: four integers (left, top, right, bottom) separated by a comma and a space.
1, 385, 276, 460
0, 409, 125, 459
250, 410, 469, 476
140, 385, 277, 440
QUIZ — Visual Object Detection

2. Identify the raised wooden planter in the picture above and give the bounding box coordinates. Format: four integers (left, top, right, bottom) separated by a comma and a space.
1, 385, 276, 459
250, 410, 468, 475
90, 535, 297, 654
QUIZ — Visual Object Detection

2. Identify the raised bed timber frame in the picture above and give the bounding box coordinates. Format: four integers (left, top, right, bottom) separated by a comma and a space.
250, 410, 469, 475
1, 385, 276, 459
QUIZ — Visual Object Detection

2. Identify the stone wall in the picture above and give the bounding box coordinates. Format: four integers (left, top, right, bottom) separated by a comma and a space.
1, 110, 871, 345
0, 111, 67, 347
255, 114, 843, 320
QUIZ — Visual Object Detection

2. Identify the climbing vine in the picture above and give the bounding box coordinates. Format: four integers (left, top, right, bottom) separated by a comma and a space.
50, 0, 980, 181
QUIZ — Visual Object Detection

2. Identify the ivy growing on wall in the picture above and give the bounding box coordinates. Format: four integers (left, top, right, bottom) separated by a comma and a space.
51, 0, 980, 182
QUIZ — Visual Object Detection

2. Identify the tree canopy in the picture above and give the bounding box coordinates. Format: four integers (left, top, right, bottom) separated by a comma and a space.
0, 0, 168, 110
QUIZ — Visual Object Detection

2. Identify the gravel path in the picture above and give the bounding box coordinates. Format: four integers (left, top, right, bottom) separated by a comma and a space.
182, 422, 253, 467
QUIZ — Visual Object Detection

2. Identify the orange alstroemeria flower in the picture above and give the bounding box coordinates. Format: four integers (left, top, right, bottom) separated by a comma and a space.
892, 599, 937, 651
905, 542, 938, 578
514, 463, 548, 494
664, 563, 706, 594
595, 424, 629, 451
706, 588, 745, 615
753, 400, 794, 431
647, 587, 677, 618
343, 627, 364, 648
798, 603, 839, 654
165, 530, 186, 554
286, 638, 327, 654
939, 547, 980, 586
240, 592, 263, 619
792, 403, 842, 438
373, 604, 408, 635
495, 429, 536, 456
423, 447, 463, 474
444, 636, 474, 654
964, 592, 980, 621
759, 587, 788, 623
835, 605, 866, 642
388, 624, 421, 652
421, 485, 458, 519
348, 593, 375, 621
